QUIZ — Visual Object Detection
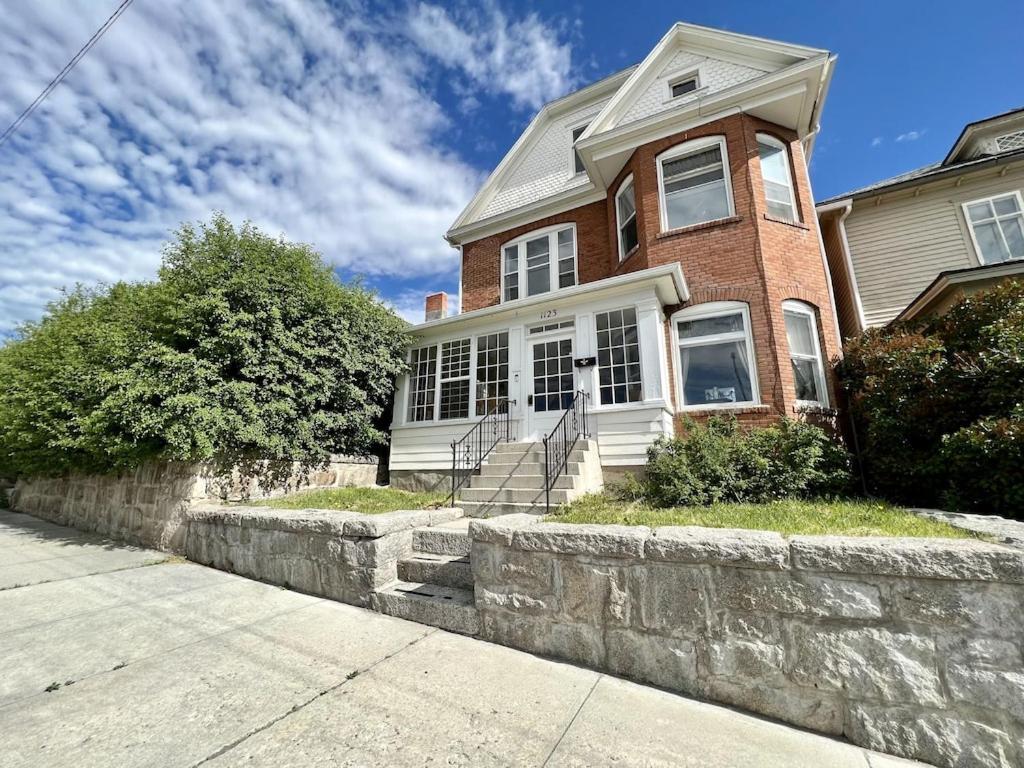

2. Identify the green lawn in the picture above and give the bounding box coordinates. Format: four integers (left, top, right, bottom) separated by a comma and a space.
547, 493, 973, 538
251, 487, 446, 514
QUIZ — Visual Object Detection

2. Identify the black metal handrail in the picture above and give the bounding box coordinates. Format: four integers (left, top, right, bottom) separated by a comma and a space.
449, 398, 514, 504
542, 390, 590, 514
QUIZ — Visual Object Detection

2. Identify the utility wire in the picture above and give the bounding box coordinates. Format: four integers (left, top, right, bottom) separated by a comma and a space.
0, 0, 136, 148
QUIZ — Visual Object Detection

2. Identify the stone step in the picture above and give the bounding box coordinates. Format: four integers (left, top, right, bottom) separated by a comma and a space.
413, 525, 471, 557
492, 439, 597, 454
398, 553, 474, 590
479, 460, 583, 477
468, 473, 577, 491
483, 449, 586, 466
371, 581, 479, 636
459, 486, 572, 504
457, 500, 549, 517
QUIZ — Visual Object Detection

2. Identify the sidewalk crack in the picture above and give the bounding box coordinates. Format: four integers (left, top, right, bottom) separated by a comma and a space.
541, 673, 602, 767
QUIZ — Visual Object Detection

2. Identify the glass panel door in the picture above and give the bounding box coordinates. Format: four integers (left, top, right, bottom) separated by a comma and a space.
528, 334, 575, 439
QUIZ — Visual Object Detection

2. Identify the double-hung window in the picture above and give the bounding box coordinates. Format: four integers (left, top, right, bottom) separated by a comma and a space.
475, 331, 509, 414
657, 137, 733, 231
596, 308, 642, 405
407, 333, 510, 422
673, 302, 757, 409
782, 301, 828, 407
757, 134, 798, 222
438, 339, 471, 420
501, 225, 577, 302
963, 193, 1024, 265
615, 175, 638, 260
407, 346, 438, 422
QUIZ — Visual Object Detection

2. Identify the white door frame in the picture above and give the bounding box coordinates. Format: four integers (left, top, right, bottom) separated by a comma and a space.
525, 330, 577, 441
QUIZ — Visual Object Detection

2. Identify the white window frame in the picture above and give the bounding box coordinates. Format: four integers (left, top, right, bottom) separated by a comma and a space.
667, 72, 700, 100
962, 191, 1024, 266
756, 133, 799, 223
670, 301, 760, 411
615, 174, 638, 262
782, 300, 829, 409
570, 122, 589, 176
499, 223, 578, 304
655, 136, 735, 234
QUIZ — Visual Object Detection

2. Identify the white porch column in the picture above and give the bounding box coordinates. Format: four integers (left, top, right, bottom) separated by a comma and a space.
637, 299, 666, 403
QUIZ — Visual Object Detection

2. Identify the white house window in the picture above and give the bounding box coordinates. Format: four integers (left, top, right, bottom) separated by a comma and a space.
438, 339, 471, 420
596, 308, 642, 405
571, 124, 588, 175
782, 301, 828, 407
501, 225, 577, 302
475, 331, 509, 415
964, 193, 1024, 264
673, 302, 757, 409
615, 175, 638, 260
407, 345, 438, 422
669, 75, 698, 98
757, 134, 798, 222
657, 137, 733, 231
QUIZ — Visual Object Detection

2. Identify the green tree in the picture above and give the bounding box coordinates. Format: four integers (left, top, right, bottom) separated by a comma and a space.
0, 214, 410, 480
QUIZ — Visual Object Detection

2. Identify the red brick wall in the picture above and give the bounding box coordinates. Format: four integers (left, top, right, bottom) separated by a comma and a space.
458, 113, 842, 426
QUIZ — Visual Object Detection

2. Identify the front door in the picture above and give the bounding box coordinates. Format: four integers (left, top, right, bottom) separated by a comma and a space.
528, 333, 576, 440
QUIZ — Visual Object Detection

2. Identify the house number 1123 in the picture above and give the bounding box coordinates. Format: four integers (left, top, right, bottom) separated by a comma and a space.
540, 309, 558, 319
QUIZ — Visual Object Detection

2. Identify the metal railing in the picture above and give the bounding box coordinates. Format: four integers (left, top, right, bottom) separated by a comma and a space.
542, 390, 590, 514
449, 398, 513, 504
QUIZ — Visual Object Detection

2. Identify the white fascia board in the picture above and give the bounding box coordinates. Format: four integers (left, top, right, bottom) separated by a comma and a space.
447, 186, 606, 245
898, 261, 1024, 322
408, 263, 688, 338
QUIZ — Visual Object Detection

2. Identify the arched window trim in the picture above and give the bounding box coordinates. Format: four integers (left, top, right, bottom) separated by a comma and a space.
669, 301, 760, 411
655, 135, 735, 233
781, 299, 829, 408
756, 132, 799, 223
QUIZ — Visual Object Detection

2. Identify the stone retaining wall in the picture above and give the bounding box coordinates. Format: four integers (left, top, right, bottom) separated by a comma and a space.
11, 457, 380, 551
470, 519, 1024, 768
185, 506, 461, 607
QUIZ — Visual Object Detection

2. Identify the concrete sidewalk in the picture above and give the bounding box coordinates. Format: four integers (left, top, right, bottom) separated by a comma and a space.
0, 510, 925, 767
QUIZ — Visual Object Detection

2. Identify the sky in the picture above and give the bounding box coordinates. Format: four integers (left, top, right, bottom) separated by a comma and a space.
1, 0, 1021, 334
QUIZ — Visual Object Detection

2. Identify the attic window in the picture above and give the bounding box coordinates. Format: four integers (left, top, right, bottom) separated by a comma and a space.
994, 131, 1024, 153
571, 124, 588, 175
669, 75, 699, 99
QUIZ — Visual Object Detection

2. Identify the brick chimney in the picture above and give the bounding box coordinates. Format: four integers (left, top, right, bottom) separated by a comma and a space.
425, 292, 448, 322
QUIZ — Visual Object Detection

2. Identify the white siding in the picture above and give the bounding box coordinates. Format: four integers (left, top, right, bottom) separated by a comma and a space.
591, 407, 674, 466
844, 165, 1024, 326
480, 99, 610, 220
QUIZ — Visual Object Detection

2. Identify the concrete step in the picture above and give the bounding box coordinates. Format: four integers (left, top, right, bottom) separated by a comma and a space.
372, 581, 479, 636
459, 486, 572, 504
468, 473, 577, 491
398, 553, 473, 590
479, 460, 582, 477
483, 449, 586, 467
457, 500, 549, 518
413, 525, 471, 557
493, 439, 597, 454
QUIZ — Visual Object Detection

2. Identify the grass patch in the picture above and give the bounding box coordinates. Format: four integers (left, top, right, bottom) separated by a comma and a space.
548, 494, 974, 538
250, 486, 446, 515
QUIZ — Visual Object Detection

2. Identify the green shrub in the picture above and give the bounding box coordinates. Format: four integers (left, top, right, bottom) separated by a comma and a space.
640, 416, 851, 507
838, 279, 1024, 517
0, 214, 411, 482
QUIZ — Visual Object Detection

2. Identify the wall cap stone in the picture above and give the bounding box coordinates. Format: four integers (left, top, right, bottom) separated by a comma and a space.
188, 505, 463, 540
513, 522, 649, 558
646, 526, 790, 570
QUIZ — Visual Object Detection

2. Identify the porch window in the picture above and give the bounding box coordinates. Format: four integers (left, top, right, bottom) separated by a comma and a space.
963, 192, 1024, 264
615, 175, 638, 260
438, 338, 472, 420
757, 134, 798, 222
673, 302, 757, 409
783, 301, 828, 407
657, 137, 733, 231
501, 225, 577, 302
475, 331, 509, 414
407, 345, 438, 422
596, 308, 642, 405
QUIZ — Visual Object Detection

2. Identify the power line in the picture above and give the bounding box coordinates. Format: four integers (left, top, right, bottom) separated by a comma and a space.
0, 0, 136, 149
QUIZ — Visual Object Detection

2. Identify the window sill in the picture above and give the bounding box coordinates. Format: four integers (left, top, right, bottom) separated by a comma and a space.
678, 403, 770, 416
656, 216, 742, 241
618, 244, 640, 266
763, 213, 809, 230
792, 403, 836, 416
592, 399, 670, 414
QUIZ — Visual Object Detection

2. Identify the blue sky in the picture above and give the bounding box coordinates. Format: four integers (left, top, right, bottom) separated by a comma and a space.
1, 0, 1021, 332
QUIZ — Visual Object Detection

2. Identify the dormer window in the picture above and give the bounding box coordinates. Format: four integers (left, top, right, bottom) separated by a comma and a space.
571, 124, 588, 175
994, 130, 1024, 153
669, 75, 699, 99
501, 224, 577, 302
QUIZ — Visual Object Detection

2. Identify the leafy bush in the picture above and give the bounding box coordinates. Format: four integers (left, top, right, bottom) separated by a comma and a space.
838, 279, 1024, 517
637, 416, 851, 507
0, 214, 410, 481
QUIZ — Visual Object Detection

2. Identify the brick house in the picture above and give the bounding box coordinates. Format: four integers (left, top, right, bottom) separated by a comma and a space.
389, 22, 842, 501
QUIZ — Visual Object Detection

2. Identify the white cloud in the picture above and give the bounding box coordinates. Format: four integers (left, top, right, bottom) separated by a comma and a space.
896, 129, 925, 142
0, 1, 577, 335
871, 136, 883, 148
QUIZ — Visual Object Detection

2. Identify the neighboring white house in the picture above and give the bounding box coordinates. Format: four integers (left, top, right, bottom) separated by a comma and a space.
818, 107, 1024, 336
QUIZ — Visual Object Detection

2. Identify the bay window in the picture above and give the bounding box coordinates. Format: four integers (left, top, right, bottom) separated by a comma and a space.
782, 301, 827, 407
657, 137, 733, 231
963, 193, 1024, 265
501, 225, 577, 302
757, 134, 798, 222
673, 302, 757, 409
596, 308, 642, 405
615, 175, 638, 260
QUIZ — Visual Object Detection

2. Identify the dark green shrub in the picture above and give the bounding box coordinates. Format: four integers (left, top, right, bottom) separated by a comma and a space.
938, 407, 1024, 518
0, 214, 411, 481
641, 416, 851, 507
